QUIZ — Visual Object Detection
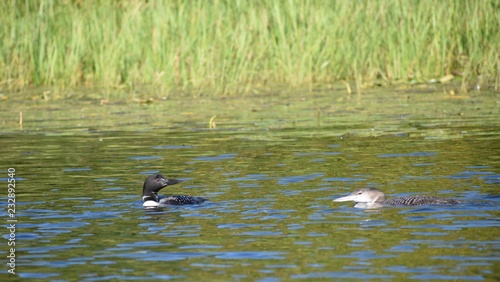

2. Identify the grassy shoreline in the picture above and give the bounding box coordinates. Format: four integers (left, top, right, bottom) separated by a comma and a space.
1, 0, 499, 95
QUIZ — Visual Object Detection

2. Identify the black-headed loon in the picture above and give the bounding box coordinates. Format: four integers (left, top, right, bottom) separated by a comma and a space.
333, 187, 461, 209
142, 174, 207, 208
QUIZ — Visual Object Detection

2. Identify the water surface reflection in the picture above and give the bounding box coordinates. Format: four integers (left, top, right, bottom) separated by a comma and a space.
0, 89, 499, 280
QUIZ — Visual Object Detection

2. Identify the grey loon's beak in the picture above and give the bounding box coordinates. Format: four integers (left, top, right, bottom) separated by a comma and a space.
333, 195, 359, 202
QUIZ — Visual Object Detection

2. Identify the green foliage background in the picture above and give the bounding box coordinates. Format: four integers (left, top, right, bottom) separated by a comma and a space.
1, 0, 499, 94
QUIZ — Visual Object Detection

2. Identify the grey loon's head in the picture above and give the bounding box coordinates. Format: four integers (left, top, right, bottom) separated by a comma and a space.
142, 174, 181, 205
333, 188, 386, 208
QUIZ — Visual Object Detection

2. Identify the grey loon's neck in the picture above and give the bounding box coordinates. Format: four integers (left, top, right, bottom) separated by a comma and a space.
354, 202, 384, 209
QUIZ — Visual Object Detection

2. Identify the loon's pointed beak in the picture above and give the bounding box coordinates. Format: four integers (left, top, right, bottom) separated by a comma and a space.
161, 178, 182, 187
333, 195, 359, 202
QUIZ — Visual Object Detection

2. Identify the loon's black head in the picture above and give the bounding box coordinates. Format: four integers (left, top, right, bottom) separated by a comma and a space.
142, 174, 181, 203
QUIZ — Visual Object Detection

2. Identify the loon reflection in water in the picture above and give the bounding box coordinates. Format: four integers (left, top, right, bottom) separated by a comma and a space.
142, 174, 207, 208
333, 188, 461, 209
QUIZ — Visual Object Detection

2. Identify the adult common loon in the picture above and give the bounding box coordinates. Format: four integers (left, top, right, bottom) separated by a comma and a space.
142, 174, 207, 207
333, 188, 461, 209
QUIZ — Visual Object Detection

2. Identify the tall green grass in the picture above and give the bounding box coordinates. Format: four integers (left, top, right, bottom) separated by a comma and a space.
1, 0, 499, 95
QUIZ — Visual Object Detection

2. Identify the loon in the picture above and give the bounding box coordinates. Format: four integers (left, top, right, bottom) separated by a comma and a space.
142, 174, 207, 208
333, 188, 461, 209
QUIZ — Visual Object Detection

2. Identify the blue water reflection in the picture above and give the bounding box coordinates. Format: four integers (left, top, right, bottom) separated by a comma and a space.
1, 129, 498, 281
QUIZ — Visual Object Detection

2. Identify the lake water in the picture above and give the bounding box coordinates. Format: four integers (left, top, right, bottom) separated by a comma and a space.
1, 86, 499, 281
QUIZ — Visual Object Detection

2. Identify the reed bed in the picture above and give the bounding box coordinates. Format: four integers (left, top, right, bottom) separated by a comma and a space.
1, 0, 499, 95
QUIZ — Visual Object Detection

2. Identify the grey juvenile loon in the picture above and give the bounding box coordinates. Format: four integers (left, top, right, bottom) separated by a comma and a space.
142, 174, 207, 207
333, 188, 461, 209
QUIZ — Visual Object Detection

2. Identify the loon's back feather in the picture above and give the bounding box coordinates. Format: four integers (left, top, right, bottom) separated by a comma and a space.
159, 195, 207, 205
384, 195, 461, 206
